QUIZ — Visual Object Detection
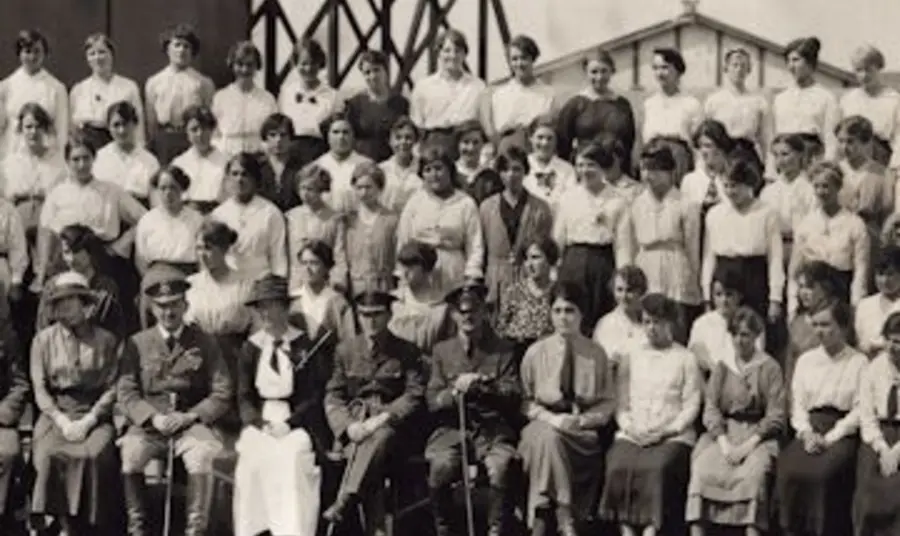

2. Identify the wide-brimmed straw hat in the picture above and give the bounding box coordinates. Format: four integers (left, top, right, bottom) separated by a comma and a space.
245, 275, 290, 307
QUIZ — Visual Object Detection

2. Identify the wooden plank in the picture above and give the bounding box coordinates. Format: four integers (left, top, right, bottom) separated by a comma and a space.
715, 29, 723, 86
327, 0, 340, 86
477, 0, 488, 79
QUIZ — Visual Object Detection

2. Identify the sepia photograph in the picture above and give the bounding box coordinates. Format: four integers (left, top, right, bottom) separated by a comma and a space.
0, 0, 898, 534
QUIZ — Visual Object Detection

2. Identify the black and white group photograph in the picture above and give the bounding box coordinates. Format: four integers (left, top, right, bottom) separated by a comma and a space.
0, 0, 899, 534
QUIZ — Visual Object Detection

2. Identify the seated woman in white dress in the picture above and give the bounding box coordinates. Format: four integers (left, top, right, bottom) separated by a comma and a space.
599, 293, 702, 536
687, 307, 786, 536
234, 274, 328, 536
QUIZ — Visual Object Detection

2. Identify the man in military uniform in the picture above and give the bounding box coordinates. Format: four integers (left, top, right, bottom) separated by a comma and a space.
323, 290, 426, 535
116, 266, 233, 536
0, 318, 28, 532
426, 282, 522, 536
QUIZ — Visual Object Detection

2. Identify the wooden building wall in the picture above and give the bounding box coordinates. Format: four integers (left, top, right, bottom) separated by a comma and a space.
0, 0, 249, 90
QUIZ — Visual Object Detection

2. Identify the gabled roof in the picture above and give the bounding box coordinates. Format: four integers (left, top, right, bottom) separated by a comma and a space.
532, 10, 856, 84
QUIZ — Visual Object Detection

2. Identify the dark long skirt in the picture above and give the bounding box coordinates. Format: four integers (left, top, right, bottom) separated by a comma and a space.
293, 135, 328, 168
558, 244, 615, 336
714, 254, 786, 354
777, 407, 857, 536
79, 125, 112, 153
832, 268, 852, 305
150, 127, 190, 165
598, 438, 691, 531
853, 421, 900, 536
31, 415, 119, 525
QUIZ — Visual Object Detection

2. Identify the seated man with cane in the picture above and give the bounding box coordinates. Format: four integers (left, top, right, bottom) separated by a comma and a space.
426, 281, 522, 536
116, 265, 233, 536
323, 290, 426, 534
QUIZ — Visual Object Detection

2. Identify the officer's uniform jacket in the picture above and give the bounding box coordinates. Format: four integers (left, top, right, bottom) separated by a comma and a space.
117, 323, 233, 431
324, 330, 425, 441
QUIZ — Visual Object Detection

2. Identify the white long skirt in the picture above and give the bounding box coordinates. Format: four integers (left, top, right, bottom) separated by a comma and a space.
233, 426, 321, 536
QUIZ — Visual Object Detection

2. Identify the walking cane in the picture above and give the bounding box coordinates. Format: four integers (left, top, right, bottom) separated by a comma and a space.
162, 392, 177, 536
457, 391, 476, 536
325, 440, 360, 536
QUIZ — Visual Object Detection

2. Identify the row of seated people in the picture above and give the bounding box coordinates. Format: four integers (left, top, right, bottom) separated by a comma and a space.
4, 254, 900, 536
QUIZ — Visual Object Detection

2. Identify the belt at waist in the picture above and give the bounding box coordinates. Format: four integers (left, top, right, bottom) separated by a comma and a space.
157, 123, 184, 132
879, 419, 900, 426
12, 193, 45, 204
640, 241, 681, 252
715, 254, 767, 265
0, 252, 8, 260
423, 127, 456, 136
809, 405, 847, 417
724, 411, 763, 423
79, 121, 110, 131
568, 242, 613, 251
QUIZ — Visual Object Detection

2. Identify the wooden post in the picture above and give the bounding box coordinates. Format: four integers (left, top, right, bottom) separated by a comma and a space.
477, 0, 488, 79
328, 0, 340, 87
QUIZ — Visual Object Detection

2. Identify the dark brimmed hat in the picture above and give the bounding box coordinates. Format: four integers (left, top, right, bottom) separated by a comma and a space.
354, 290, 397, 315
246, 275, 290, 307
444, 281, 488, 311
144, 265, 190, 305
47, 271, 96, 304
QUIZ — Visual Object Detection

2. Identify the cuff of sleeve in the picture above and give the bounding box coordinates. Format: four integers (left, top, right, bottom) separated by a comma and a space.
436, 390, 456, 409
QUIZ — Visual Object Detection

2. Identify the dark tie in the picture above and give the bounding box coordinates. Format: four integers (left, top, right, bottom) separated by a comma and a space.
888, 384, 898, 420
165, 335, 177, 352
703, 179, 719, 206
270, 338, 283, 373
535, 171, 555, 190
560, 339, 575, 406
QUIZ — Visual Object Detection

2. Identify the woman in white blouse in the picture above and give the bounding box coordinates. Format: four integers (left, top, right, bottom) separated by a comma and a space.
553, 143, 632, 334
410, 29, 486, 156
396, 144, 484, 298
759, 133, 818, 265
702, 158, 784, 334
134, 166, 203, 326
592, 265, 647, 368
599, 293, 701, 536
171, 105, 229, 214
772, 37, 840, 164
854, 245, 900, 357
523, 115, 577, 212
680, 120, 734, 210
630, 141, 702, 340
854, 311, 900, 535
145, 24, 215, 164
642, 48, 703, 144
213, 41, 277, 155
0, 103, 66, 253
704, 48, 771, 156
288, 240, 356, 344
70, 33, 145, 150
776, 300, 866, 536
311, 111, 373, 214
278, 39, 338, 167
840, 45, 900, 169
211, 153, 287, 280
790, 161, 870, 307
0, 30, 68, 156
92, 101, 160, 206
185, 220, 253, 340
481, 34, 556, 152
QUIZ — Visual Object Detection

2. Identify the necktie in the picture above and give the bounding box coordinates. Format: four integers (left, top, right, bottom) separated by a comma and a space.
703, 178, 719, 206
270, 338, 283, 373
560, 338, 575, 407
888, 384, 898, 420
165, 335, 177, 352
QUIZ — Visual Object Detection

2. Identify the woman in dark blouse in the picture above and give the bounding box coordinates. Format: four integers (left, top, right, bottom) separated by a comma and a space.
346, 50, 410, 162
556, 50, 636, 168
35, 224, 127, 338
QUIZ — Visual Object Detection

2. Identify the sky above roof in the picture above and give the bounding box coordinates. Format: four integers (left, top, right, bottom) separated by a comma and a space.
507, 0, 900, 71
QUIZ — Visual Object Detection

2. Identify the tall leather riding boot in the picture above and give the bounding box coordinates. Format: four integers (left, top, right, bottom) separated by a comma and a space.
122, 473, 149, 536
486, 486, 509, 536
429, 486, 454, 536
184, 474, 214, 536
